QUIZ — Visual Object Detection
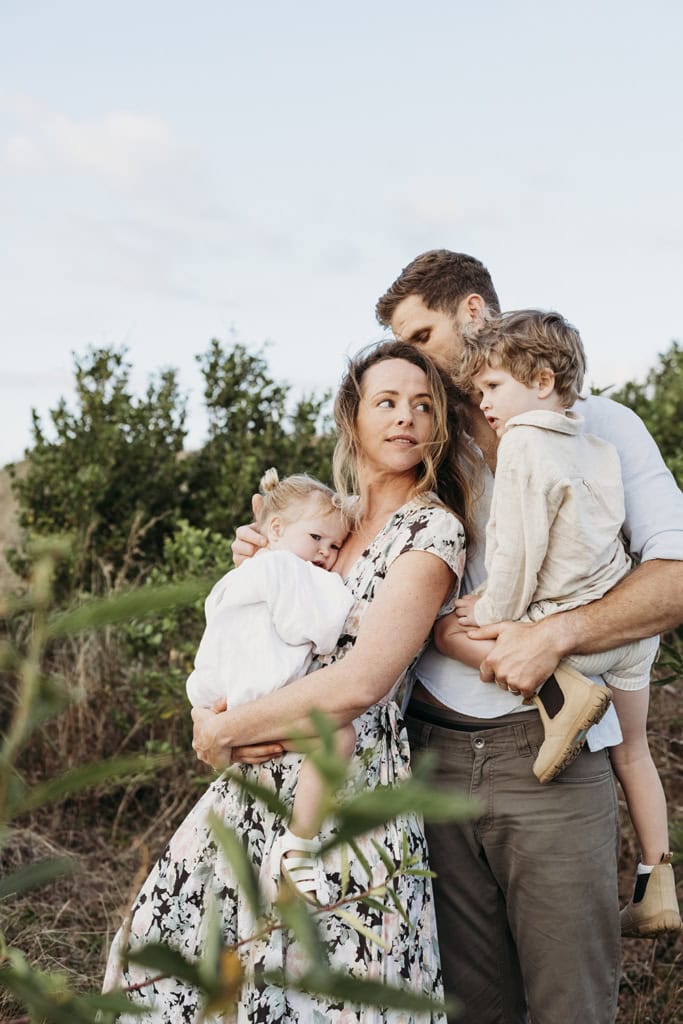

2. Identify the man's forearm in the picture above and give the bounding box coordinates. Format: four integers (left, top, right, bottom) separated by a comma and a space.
552, 559, 683, 658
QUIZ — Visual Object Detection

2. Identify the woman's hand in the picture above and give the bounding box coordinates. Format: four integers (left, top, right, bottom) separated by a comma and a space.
191, 706, 234, 770
192, 699, 284, 768
231, 742, 286, 764
231, 522, 267, 567
231, 496, 266, 567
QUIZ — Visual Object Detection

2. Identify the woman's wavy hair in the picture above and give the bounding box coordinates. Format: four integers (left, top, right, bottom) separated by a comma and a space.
332, 341, 480, 542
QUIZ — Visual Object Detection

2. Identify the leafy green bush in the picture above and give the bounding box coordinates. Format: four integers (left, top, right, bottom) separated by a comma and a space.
124, 520, 233, 742
8, 348, 187, 600
182, 339, 336, 535
609, 340, 683, 487
8, 339, 337, 608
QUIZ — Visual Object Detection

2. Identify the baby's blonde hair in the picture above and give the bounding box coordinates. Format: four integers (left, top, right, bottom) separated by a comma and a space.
256, 468, 351, 530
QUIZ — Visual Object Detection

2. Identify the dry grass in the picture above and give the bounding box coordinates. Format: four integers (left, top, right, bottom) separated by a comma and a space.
617, 683, 682, 1024
0, 665, 681, 1022
0, 774, 199, 1020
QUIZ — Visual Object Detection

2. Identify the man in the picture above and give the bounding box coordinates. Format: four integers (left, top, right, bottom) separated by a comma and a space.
223, 249, 683, 1024
376, 249, 683, 1024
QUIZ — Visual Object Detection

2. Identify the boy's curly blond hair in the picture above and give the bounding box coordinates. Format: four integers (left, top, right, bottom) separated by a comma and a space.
457, 309, 587, 407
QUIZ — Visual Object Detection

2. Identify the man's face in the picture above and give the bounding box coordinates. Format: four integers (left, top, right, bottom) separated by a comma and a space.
389, 294, 471, 375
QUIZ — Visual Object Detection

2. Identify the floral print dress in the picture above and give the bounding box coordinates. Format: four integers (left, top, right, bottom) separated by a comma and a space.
104, 499, 466, 1023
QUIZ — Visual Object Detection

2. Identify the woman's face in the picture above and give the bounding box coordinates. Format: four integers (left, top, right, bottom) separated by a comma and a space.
355, 358, 434, 479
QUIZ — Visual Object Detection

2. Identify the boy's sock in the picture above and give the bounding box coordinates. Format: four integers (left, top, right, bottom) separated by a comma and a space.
632, 862, 655, 903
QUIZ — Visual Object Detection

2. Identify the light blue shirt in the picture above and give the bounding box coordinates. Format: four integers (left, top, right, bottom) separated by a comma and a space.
414, 394, 683, 749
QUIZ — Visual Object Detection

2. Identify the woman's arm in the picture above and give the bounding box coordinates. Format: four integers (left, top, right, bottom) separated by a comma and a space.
192, 550, 454, 768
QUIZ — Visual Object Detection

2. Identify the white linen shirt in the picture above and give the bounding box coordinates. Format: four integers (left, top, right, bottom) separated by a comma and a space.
186, 549, 354, 709
473, 409, 631, 626
415, 394, 683, 749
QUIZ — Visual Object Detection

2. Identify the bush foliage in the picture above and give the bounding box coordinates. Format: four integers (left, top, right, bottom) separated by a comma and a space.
8, 338, 336, 600
608, 340, 683, 488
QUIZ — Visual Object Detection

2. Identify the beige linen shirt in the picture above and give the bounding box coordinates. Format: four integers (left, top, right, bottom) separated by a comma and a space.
474, 408, 632, 626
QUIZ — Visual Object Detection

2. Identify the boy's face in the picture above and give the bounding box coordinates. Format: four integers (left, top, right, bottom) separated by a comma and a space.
268, 509, 348, 570
472, 365, 545, 437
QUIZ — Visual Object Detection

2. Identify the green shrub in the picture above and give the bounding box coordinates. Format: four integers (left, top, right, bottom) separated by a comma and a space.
124, 520, 233, 740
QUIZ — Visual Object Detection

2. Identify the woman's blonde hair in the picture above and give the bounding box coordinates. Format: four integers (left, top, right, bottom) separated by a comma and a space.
332, 341, 479, 542
255, 468, 348, 530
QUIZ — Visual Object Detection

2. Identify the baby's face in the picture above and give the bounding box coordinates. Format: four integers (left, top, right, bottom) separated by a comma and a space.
274, 509, 348, 570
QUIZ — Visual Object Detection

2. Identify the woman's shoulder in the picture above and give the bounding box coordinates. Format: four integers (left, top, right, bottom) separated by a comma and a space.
398, 495, 465, 531
386, 496, 466, 562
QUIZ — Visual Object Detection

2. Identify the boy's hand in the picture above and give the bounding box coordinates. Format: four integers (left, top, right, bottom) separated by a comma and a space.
453, 592, 479, 627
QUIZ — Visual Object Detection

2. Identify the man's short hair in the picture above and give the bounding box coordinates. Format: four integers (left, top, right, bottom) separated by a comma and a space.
458, 309, 587, 406
375, 249, 501, 326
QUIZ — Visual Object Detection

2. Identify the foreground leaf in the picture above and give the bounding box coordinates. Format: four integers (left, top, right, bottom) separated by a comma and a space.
127, 942, 204, 990
46, 579, 212, 637
0, 856, 76, 899
226, 772, 291, 820
16, 753, 171, 816
208, 812, 262, 920
334, 910, 391, 951
276, 887, 328, 970
0, 955, 148, 1024
325, 780, 477, 851
267, 966, 456, 1016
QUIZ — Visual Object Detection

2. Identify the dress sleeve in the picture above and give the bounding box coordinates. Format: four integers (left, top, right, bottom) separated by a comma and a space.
386, 504, 467, 616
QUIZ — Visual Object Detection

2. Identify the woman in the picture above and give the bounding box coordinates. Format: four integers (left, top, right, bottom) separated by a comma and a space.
104, 341, 478, 1023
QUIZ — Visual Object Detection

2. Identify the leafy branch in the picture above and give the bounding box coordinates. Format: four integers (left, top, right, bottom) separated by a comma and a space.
0, 544, 473, 1022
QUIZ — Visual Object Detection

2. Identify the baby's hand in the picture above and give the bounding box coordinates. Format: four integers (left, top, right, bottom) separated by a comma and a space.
453, 593, 479, 627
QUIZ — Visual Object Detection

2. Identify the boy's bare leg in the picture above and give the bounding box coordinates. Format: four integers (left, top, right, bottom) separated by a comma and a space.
609, 686, 669, 863
610, 685, 681, 936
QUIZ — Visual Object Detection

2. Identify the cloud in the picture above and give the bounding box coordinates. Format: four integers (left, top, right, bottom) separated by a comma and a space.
0, 367, 72, 391
1, 92, 184, 192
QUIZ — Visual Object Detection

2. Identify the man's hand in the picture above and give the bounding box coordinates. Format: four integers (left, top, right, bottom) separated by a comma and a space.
467, 618, 565, 697
453, 593, 479, 628
231, 495, 266, 567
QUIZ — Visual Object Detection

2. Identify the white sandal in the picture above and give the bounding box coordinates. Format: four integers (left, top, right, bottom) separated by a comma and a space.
279, 828, 330, 905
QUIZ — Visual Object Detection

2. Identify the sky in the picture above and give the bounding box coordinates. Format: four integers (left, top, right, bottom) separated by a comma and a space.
1, 0, 682, 467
